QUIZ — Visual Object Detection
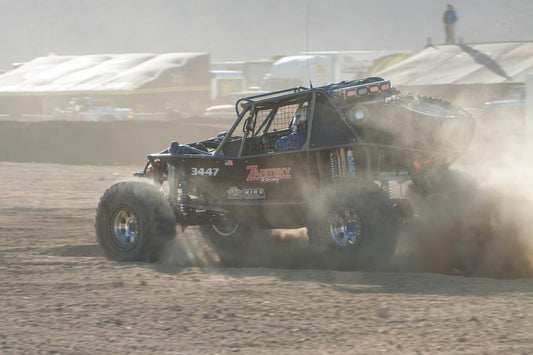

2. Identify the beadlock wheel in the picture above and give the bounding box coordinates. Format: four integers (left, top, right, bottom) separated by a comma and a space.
212, 223, 239, 237
109, 205, 140, 250
95, 180, 176, 262
306, 182, 399, 268
328, 207, 364, 248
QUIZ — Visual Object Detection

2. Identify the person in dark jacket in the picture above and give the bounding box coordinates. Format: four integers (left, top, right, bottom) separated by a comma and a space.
443, 4, 458, 44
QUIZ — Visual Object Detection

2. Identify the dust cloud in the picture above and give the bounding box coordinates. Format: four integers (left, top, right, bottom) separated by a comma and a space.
460, 127, 533, 278
156, 111, 533, 279
394, 110, 533, 279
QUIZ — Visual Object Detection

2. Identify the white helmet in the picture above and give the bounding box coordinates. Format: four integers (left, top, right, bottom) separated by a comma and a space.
291, 106, 307, 132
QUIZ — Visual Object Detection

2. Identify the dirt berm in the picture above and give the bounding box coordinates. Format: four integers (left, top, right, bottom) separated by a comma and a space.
0, 118, 228, 165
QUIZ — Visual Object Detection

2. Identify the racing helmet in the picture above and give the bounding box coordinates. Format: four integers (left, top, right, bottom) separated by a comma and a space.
290, 106, 307, 132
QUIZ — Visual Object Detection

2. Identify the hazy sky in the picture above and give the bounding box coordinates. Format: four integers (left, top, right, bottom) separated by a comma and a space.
0, 0, 531, 69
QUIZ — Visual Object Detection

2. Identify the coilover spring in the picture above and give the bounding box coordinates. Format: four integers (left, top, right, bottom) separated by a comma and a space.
381, 181, 393, 199
329, 151, 339, 181
178, 168, 191, 216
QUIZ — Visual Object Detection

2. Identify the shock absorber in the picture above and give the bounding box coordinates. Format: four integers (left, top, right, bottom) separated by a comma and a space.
381, 181, 393, 199
338, 148, 347, 179
329, 150, 339, 181
178, 167, 191, 216
347, 148, 356, 178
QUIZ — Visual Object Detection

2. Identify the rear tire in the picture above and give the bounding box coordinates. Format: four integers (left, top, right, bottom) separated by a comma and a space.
306, 182, 399, 268
95, 180, 176, 262
199, 222, 250, 249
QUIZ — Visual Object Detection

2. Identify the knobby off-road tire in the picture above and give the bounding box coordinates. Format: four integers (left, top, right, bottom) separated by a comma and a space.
200, 223, 266, 267
381, 94, 475, 152
200, 222, 251, 250
306, 182, 399, 268
95, 180, 176, 262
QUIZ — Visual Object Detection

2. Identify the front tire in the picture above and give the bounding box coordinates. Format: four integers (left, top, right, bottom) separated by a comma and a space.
306, 182, 399, 268
95, 180, 176, 261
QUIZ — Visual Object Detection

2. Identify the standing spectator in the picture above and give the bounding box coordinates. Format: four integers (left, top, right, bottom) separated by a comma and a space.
443, 4, 458, 44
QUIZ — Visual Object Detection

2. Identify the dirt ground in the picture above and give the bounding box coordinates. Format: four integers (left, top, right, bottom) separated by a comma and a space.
1, 161, 532, 354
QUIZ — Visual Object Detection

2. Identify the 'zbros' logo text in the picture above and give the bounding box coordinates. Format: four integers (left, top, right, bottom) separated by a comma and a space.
246, 165, 291, 183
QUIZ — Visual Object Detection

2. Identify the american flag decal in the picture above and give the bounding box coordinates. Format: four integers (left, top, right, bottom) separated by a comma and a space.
224, 160, 233, 166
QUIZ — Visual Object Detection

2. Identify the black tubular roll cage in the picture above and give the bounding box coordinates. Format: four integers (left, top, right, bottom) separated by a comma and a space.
143, 76, 463, 181
210, 77, 389, 157
145, 76, 389, 163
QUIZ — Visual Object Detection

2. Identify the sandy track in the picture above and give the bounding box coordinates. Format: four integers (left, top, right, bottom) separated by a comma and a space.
1, 162, 533, 354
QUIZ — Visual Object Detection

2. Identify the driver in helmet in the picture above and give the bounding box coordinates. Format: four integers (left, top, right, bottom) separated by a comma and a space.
275, 106, 308, 151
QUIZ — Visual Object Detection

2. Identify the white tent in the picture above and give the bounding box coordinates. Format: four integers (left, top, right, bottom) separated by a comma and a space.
376, 42, 533, 86
0, 52, 209, 93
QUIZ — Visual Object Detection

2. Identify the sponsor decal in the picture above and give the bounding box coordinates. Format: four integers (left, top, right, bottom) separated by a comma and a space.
244, 188, 265, 200
246, 165, 291, 183
227, 186, 243, 199
191, 167, 219, 176
227, 187, 265, 200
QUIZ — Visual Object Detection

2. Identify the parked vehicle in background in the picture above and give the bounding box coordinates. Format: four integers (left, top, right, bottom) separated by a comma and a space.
53, 97, 135, 121
262, 51, 412, 91
210, 60, 274, 101
202, 104, 236, 119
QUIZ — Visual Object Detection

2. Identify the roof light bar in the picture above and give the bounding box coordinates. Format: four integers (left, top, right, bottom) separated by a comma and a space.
346, 89, 357, 97
340, 80, 392, 99
357, 87, 368, 96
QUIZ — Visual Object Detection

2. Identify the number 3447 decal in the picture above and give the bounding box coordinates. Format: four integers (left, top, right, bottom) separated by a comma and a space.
191, 167, 220, 176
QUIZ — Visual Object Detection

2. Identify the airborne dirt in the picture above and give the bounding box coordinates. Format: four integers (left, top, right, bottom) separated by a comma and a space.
1, 160, 533, 354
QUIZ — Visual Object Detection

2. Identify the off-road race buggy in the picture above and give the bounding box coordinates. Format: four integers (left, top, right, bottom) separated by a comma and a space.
95, 77, 475, 268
